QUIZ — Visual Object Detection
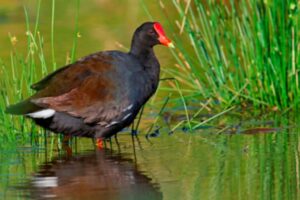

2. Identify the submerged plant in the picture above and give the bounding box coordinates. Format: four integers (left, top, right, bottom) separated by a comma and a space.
161, 0, 299, 110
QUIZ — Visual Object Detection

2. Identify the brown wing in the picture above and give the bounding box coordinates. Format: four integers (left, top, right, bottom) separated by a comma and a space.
30, 52, 132, 124
31, 52, 113, 96
31, 65, 72, 91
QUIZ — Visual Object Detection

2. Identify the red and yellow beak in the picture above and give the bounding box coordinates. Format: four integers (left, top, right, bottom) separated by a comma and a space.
153, 22, 174, 48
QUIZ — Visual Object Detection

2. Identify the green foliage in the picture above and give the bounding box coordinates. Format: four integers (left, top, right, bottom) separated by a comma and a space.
163, 0, 299, 110
0, 0, 80, 142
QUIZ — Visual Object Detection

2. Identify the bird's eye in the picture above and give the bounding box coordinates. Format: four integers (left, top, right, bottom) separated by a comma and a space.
148, 29, 156, 35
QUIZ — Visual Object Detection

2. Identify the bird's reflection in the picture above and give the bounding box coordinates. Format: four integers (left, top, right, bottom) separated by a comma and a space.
26, 148, 162, 200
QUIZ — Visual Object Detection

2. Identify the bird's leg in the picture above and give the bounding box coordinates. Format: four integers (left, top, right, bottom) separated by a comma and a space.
131, 121, 138, 146
109, 137, 113, 149
61, 134, 72, 157
131, 131, 137, 163
74, 136, 78, 154
135, 134, 143, 150
96, 138, 104, 149
131, 105, 145, 148
130, 121, 137, 161
133, 105, 144, 137
114, 134, 119, 144
62, 134, 72, 145
62, 142, 73, 157
114, 134, 120, 152
131, 120, 137, 136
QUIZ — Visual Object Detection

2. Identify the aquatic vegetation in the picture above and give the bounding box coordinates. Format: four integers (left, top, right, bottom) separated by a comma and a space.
161, 0, 299, 110
0, 0, 80, 142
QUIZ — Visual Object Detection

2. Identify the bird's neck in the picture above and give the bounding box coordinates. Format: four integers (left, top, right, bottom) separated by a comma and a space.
130, 43, 159, 73
129, 40, 156, 64
129, 40, 160, 91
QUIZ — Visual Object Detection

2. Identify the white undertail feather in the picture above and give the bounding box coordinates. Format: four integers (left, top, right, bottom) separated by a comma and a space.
27, 109, 56, 119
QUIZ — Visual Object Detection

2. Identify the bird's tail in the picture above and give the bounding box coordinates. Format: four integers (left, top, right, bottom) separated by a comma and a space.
5, 99, 41, 115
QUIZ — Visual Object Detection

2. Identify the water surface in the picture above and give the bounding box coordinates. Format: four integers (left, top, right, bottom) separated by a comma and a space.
1, 112, 300, 199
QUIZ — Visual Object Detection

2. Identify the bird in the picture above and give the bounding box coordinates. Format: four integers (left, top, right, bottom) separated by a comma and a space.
6, 22, 173, 143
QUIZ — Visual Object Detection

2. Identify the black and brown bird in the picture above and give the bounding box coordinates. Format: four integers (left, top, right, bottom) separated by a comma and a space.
6, 22, 173, 141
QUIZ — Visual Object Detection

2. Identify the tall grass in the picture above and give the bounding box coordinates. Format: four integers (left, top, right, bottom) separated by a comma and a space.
161, 0, 299, 110
0, 1, 46, 144
0, 0, 80, 144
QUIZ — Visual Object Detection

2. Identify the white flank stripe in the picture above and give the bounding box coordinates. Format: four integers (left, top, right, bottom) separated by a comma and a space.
122, 104, 133, 112
122, 113, 132, 121
105, 121, 119, 128
27, 109, 56, 119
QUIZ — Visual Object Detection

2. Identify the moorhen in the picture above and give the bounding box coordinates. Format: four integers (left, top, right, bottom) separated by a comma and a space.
6, 22, 173, 140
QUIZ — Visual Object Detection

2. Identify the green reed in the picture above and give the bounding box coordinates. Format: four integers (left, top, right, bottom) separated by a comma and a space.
0, 0, 80, 143
161, 0, 299, 110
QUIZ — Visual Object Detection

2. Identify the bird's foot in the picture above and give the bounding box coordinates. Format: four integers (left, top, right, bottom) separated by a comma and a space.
131, 129, 138, 136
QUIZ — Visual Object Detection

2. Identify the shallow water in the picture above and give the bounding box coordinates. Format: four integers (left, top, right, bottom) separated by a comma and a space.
1, 112, 300, 200
1, 1, 300, 200
19, 149, 163, 200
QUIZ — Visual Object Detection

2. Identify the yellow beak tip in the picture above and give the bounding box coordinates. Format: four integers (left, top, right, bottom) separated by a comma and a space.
168, 42, 175, 48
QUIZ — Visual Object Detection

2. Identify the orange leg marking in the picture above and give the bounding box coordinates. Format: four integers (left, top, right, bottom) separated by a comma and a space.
96, 138, 104, 149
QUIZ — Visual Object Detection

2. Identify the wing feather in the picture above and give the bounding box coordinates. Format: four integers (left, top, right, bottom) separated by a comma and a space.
29, 52, 133, 125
